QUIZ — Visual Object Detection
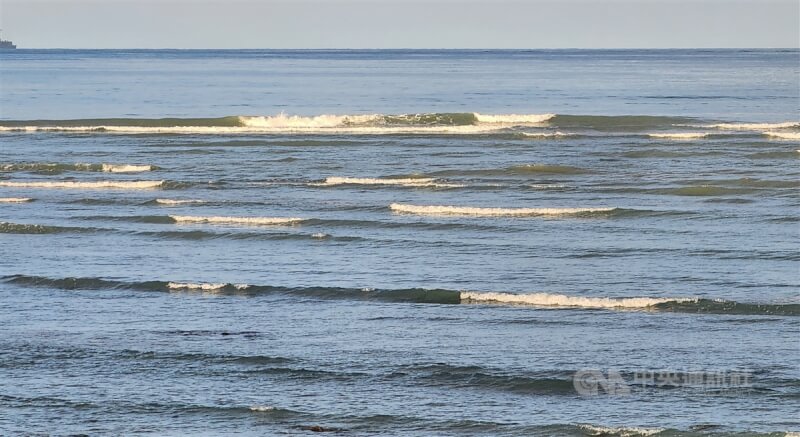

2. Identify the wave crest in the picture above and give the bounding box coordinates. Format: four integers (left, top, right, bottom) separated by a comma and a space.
169, 215, 305, 226
312, 177, 462, 188
764, 131, 800, 140
2, 163, 156, 173
167, 282, 249, 291
0, 180, 164, 189
709, 121, 799, 130
389, 203, 615, 217
462, 291, 692, 309
154, 198, 206, 205
648, 132, 709, 139
473, 113, 555, 124
101, 164, 156, 173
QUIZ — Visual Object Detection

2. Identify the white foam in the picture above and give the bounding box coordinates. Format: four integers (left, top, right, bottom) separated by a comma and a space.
311, 233, 329, 239
155, 198, 205, 205
240, 113, 381, 128
101, 164, 155, 173
578, 425, 666, 437
473, 113, 556, 124
648, 132, 708, 139
167, 282, 250, 291
170, 215, 305, 226
709, 121, 799, 130
249, 405, 276, 412
0, 112, 557, 135
313, 177, 463, 188
462, 291, 694, 309
521, 131, 573, 138
0, 124, 503, 135
0, 197, 33, 202
0, 180, 164, 189
389, 203, 614, 217
763, 131, 800, 140
529, 184, 569, 190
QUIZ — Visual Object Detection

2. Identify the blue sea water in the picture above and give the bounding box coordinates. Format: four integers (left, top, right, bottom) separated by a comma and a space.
0, 49, 798, 436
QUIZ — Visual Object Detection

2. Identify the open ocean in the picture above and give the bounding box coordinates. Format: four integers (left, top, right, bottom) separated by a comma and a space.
0, 49, 798, 436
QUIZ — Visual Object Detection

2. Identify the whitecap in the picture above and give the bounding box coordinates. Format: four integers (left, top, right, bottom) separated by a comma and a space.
155, 198, 206, 205
473, 113, 556, 124
0, 180, 164, 189
312, 177, 463, 188
763, 131, 800, 140
389, 203, 615, 217
648, 132, 708, 139
170, 215, 305, 226
521, 131, 573, 138
709, 121, 799, 130
578, 424, 667, 437
462, 291, 695, 309
101, 164, 156, 173
167, 282, 250, 291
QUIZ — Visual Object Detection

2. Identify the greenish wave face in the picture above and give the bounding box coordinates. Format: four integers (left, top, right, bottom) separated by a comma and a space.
0, 116, 244, 128
380, 113, 479, 126
5, 275, 798, 316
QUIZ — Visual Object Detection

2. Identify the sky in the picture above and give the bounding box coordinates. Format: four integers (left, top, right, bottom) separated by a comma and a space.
0, 0, 798, 49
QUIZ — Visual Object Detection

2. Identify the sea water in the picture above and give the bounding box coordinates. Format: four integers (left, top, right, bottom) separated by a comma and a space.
0, 49, 798, 436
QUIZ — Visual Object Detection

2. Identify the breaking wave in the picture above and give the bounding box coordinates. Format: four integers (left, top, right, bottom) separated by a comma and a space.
4, 274, 798, 316
0, 180, 164, 189
520, 131, 575, 138
0, 222, 94, 234
389, 203, 616, 217
472, 113, 555, 124
462, 291, 693, 309
101, 164, 156, 173
168, 282, 250, 291
764, 131, 800, 140
0, 113, 554, 135
577, 425, 666, 437
2, 114, 795, 137
153, 198, 206, 205
648, 132, 709, 139
1, 163, 157, 173
0, 197, 33, 202
169, 215, 305, 226
708, 121, 799, 130
311, 176, 463, 188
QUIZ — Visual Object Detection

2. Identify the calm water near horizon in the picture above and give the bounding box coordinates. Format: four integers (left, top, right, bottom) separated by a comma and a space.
0, 49, 798, 436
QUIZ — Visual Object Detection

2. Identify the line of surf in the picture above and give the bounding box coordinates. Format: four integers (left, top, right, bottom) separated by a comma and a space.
389, 203, 616, 217
311, 177, 463, 188
648, 132, 709, 139
169, 215, 305, 226
1, 163, 157, 173
5, 275, 797, 316
763, 131, 800, 140
461, 291, 692, 309
0, 180, 164, 189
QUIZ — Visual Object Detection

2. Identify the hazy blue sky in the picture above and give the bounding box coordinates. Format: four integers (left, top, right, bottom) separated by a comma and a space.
1, 0, 798, 49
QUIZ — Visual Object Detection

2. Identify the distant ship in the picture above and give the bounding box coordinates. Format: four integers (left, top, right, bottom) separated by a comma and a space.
0, 30, 16, 49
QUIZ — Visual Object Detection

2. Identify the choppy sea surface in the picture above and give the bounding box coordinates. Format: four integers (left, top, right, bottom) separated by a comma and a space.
0, 49, 798, 436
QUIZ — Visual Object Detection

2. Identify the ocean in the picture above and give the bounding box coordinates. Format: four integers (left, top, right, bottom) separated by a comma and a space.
0, 49, 798, 436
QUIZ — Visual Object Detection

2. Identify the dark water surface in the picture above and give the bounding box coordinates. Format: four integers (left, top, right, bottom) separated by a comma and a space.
1, 49, 798, 436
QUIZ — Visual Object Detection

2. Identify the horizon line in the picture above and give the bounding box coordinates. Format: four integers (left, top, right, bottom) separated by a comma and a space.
4, 47, 800, 50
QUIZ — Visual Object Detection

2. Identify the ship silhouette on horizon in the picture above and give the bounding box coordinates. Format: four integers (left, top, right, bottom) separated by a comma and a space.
0, 29, 16, 49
